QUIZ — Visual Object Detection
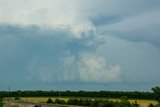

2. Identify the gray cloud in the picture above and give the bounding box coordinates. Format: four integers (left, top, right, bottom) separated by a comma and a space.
0, 0, 160, 90
96, 36, 160, 83
101, 9, 160, 47
0, 25, 121, 83
0, 0, 160, 47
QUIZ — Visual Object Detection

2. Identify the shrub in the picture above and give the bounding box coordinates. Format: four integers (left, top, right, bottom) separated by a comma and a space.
55, 99, 66, 104
152, 86, 160, 104
99, 100, 115, 107
67, 99, 79, 105
0, 103, 3, 107
155, 104, 160, 107
46, 98, 52, 103
0, 98, 3, 107
0, 98, 3, 102
132, 101, 140, 107
14, 96, 21, 100
90, 99, 100, 107
148, 103, 154, 107
81, 99, 91, 106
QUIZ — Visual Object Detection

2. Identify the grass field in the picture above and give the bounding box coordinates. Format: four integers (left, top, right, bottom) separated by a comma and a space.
19, 97, 157, 106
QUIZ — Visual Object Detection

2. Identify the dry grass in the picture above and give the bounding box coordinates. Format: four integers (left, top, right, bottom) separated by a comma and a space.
20, 97, 157, 106
21, 97, 68, 102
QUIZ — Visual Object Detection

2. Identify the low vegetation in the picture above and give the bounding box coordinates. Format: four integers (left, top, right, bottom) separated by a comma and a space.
0, 97, 3, 107
45, 97, 159, 107
1, 86, 160, 107
46, 96, 140, 107
152, 87, 160, 104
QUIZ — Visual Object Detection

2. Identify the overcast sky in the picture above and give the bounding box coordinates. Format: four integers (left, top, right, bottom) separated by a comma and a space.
0, 0, 160, 91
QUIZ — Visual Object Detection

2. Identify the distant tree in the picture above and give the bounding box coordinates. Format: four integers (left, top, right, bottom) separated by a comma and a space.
55, 99, 66, 104
121, 96, 129, 101
120, 96, 132, 107
0, 98, 3, 102
90, 99, 99, 107
152, 86, 160, 103
0, 103, 3, 107
0, 97, 3, 107
155, 104, 160, 107
14, 96, 21, 100
99, 101, 114, 107
46, 98, 52, 103
67, 99, 79, 105
148, 103, 154, 107
132, 101, 140, 107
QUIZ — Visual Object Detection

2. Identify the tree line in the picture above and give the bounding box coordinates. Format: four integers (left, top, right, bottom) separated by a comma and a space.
0, 90, 154, 99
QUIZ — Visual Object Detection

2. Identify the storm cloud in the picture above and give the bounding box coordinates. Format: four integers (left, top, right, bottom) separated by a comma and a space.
0, 25, 121, 84
0, 0, 160, 91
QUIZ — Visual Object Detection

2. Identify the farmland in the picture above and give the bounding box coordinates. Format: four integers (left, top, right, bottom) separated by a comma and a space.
19, 97, 157, 107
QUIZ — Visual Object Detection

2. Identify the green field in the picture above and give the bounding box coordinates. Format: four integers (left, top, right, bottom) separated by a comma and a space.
19, 97, 157, 107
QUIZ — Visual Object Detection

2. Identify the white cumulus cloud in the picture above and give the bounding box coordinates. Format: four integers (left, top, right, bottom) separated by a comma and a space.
78, 53, 121, 83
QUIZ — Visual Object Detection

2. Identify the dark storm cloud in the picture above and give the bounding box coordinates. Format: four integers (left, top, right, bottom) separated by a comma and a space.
0, 0, 160, 91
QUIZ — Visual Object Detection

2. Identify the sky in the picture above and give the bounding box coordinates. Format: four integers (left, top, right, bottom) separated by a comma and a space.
0, 0, 160, 91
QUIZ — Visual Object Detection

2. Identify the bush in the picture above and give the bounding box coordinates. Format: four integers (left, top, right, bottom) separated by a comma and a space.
81, 99, 91, 106
78, 99, 83, 105
67, 98, 92, 106
119, 96, 132, 107
0, 103, 3, 107
120, 96, 129, 102
149, 103, 154, 107
99, 100, 115, 107
132, 101, 140, 107
0, 98, 3, 102
67, 99, 79, 105
55, 99, 66, 104
66, 98, 138, 107
90, 99, 100, 107
155, 104, 160, 107
152, 86, 160, 104
46, 98, 52, 103
14, 96, 21, 100
44, 98, 144, 107
0, 97, 3, 107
